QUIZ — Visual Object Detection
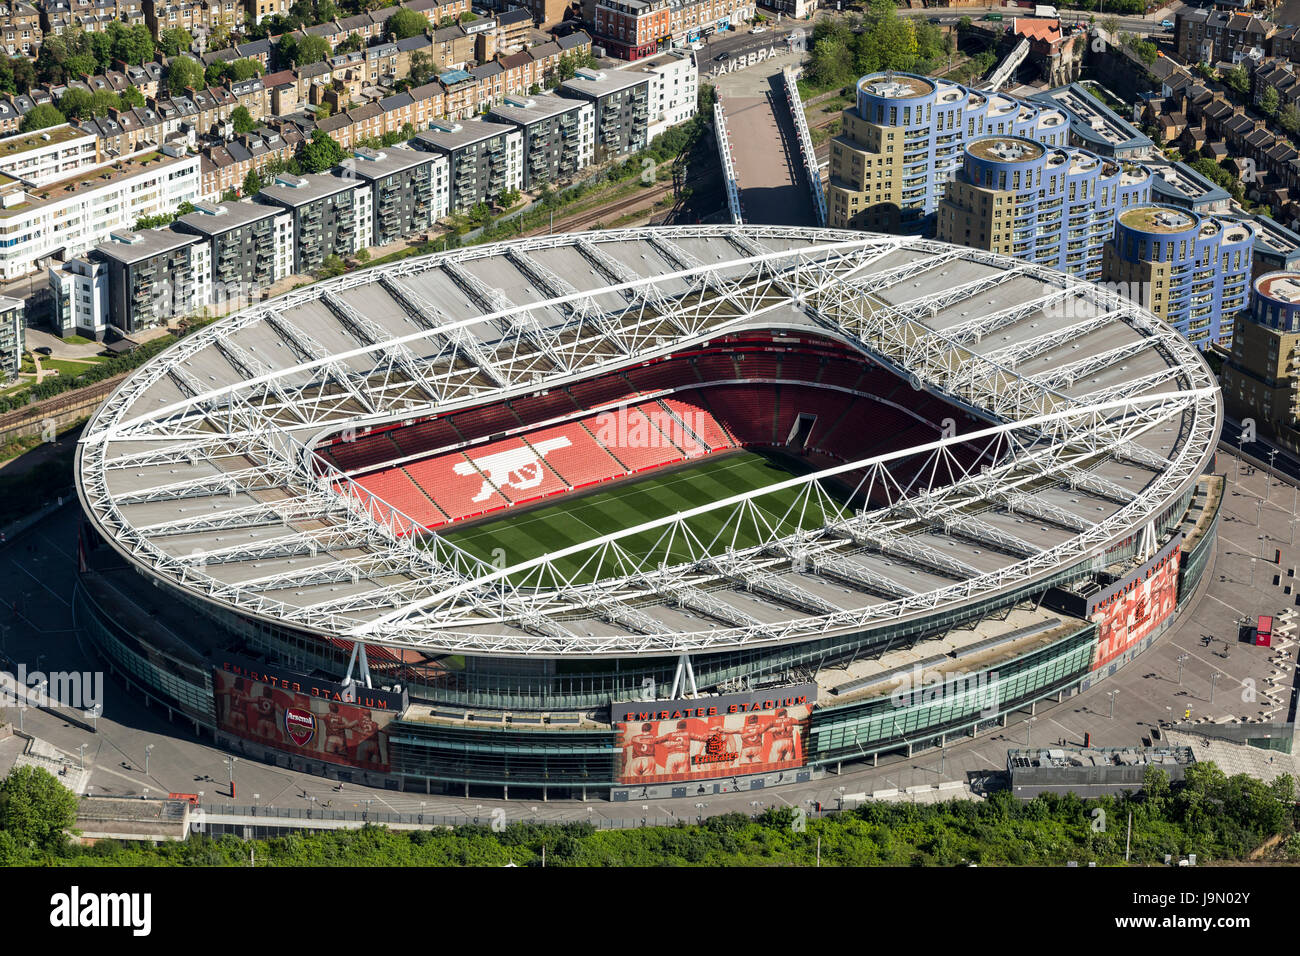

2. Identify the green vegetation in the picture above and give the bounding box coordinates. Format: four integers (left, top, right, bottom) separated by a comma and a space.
33, 24, 156, 88
441, 451, 836, 583
19, 103, 65, 133
56, 88, 124, 120
232, 105, 257, 135
280, 32, 332, 68
1260, 87, 1280, 119
163, 55, 205, 95
1223, 64, 1250, 97
300, 128, 346, 173
206, 57, 265, 87
0, 764, 1295, 866
1282, 102, 1300, 136
1189, 156, 1247, 204
158, 27, 194, 58
387, 8, 430, 40
802, 1, 954, 94
0, 767, 79, 860
133, 201, 195, 232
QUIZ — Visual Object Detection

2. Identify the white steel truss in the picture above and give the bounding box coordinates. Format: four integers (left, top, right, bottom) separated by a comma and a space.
77, 226, 1220, 658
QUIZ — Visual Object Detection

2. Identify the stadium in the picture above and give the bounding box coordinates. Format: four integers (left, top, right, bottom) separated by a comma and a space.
73, 225, 1223, 800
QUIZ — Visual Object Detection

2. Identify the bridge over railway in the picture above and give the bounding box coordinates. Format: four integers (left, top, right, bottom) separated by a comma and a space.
715, 67, 822, 229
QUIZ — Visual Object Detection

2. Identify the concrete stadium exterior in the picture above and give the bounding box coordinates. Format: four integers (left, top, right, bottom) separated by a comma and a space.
72, 225, 1224, 798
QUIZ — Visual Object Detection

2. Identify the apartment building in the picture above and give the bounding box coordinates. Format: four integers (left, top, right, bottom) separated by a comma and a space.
637, 49, 697, 140
827, 73, 1069, 233
48, 257, 109, 338
1028, 83, 1154, 160
559, 68, 651, 160
0, 145, 201, 281
256, 172, 370, 273
1175, 8, 1272, 65
173, 198, 295, 302
593, 0, 754, 61
1103, 204, 1254, 349
1223, 271, 1300, 449
0, 125, 101, 186
496, 6, 532, 52
87, 227, 212, 335
412, 119, 522, 212
937, 136, 1153, 281
337, 145, 450, 245
0, 295, 23, 380
487, 93, 593, 187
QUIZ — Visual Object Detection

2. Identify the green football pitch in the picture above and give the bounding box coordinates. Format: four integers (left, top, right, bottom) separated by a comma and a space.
435, 451, 853, 584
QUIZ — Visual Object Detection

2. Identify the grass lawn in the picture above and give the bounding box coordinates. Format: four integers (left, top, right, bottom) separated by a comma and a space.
37, 358, 101, 378
437, 451, 849, 584
60, 334, 95, 345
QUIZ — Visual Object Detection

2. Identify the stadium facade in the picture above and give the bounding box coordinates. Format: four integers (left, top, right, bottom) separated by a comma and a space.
74, 225, 1222, 799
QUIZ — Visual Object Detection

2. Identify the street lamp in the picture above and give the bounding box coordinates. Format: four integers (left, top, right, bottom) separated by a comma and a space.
1176, 653, 1189, 685
144, 743, 154, 776
1210, 672, 1221, 704
1109, 689, 1119, 719
1026, 716, 1037, 746
77, 743, 86, 770
224, 756, 238, 800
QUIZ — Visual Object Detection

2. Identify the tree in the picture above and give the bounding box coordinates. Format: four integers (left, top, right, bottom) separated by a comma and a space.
300, 127, 345, 172
232, 105, 256, 134
159, 27, 195, 57
0, 766, 78, 851
387, 8, 429, 40
286, 33, 331, 67
164, 55, 205, 94
316, 254, 347, 277
408, 49, 435, 86
1224, 64, 1249, 96
110, 22, 157, 66
20, 103, 66, 133
1260, 86, 1280, 118
1280, 102, 1300, 135
0, 54, 35, 94
335, 32, 364, 54
243, 169, 264, 195
56, 87, 95, 120
229, 58, 264, 81
121, 86, 146, 109
90, 90, 121, 116
208, 24, 232, 54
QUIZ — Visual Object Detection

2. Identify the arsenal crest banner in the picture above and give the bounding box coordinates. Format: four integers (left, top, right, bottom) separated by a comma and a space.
212, 655, 405, 772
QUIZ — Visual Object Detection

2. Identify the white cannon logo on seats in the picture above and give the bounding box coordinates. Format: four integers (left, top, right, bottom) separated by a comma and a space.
454, 437, 572, 502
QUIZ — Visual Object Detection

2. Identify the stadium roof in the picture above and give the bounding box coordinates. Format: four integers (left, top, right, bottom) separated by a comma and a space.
76, 226, 1219, 658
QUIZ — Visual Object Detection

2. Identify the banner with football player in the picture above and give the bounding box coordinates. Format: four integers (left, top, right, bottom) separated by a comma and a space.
212, 655, 404, 772
613, 686, 815, 785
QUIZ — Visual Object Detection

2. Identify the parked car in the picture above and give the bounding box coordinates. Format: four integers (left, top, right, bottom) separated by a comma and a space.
750, 25, 767, 34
